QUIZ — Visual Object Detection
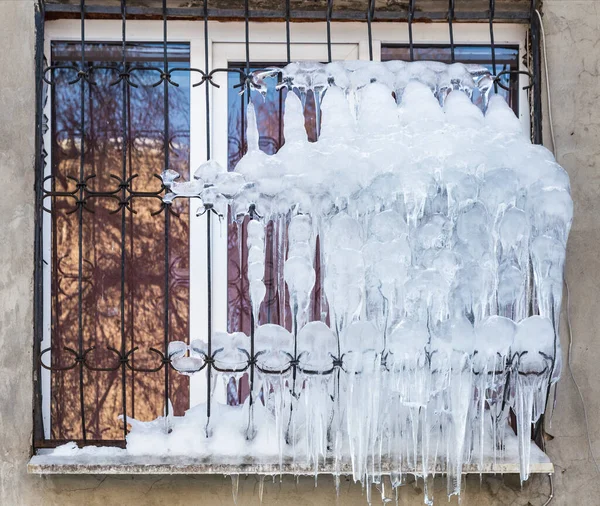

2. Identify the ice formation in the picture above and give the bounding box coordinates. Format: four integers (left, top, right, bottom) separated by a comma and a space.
155, 61, 570, 503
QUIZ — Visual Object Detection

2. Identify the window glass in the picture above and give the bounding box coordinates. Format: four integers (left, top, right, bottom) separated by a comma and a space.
49, 42, 190, 441
381, 45, 520, 111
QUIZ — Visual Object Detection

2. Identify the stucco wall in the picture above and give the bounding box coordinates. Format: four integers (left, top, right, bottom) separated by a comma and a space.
538, 0, 600, 504
0, 0, 599, 504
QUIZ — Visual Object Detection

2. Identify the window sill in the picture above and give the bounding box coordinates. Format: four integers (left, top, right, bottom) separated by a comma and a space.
27, 456, 554, 476
28, 435, 554, 476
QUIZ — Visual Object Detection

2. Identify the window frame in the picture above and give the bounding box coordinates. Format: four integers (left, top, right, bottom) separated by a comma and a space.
41, 18, 530, 443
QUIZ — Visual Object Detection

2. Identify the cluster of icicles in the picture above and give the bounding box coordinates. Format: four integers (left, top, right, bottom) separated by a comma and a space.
151, 61, 572, 503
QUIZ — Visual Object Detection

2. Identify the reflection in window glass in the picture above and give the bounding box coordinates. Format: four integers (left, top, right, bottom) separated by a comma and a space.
50, 42, 190, 441
381, 45, 520, 112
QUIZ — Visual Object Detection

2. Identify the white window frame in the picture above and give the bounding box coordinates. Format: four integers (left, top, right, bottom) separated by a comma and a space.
41, 19, 529, 437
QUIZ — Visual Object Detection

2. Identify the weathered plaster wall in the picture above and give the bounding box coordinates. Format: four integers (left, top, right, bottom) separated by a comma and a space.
538, 0, 600, 504
0, 0, 598, 504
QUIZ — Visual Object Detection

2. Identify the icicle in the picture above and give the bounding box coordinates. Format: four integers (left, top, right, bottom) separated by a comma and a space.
231, 474, 239, 505
246, 102, 260, 152
258, 475, 265, 504
283, 92, 308, 144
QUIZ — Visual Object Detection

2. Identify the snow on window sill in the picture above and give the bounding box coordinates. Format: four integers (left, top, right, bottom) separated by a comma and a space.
28, 432, 553, 476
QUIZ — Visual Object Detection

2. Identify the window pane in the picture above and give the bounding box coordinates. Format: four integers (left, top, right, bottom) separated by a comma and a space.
49, 42, 190, 441
381, 45, 520, 112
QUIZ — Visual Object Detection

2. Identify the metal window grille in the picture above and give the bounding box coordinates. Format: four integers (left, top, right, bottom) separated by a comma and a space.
33, 0, 545, 450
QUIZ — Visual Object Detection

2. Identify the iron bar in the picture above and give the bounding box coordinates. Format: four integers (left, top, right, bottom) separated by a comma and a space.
119, 0, 128, 441
285, 0, 291, 64
490, 0, 498, 92
33, 0, 46, 445
162, 0, 171, 428
203, 0, 213, 434
77, 0, 87, 443
43, 4, 533, 23
244, 0, 250, 77
367, 0, 375, 61
203, 0, 210, 137
326, 0, 333, 63
127, 86, 135, 419
206, 210, 212, 426
530, 0, 543, 144
408, 0, 415, 61
39, 342, 549, 378
448, 0, 455, 63
244, 0, 255, 440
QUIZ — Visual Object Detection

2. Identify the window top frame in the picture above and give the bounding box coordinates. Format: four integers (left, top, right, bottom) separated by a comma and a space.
42, 0, 537, 24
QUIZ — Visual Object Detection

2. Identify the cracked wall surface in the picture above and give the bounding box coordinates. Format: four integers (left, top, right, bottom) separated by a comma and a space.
0, 0, 598, 504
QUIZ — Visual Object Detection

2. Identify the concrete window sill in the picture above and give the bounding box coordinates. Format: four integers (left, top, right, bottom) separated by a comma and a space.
28, 445, 554, 476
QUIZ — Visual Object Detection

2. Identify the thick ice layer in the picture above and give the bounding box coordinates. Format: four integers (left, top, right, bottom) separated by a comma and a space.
158, 61, 571, 503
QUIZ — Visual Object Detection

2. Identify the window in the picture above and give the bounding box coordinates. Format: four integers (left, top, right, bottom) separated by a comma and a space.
38, 17, 533, 449
44, 41, 192, 441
